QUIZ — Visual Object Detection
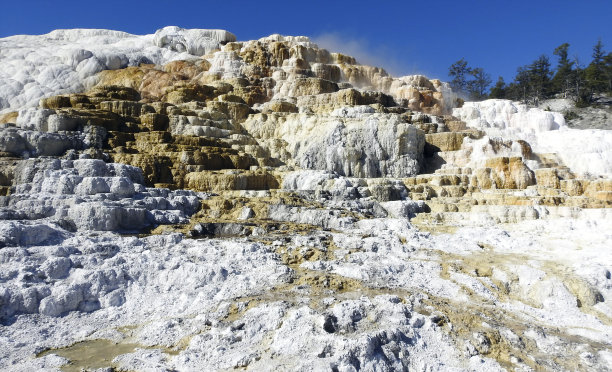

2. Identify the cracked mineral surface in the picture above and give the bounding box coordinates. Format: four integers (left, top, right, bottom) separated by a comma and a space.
0, 27, 611, 371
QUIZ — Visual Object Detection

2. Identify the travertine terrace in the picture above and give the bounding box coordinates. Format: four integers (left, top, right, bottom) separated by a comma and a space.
0, 27, 611, 371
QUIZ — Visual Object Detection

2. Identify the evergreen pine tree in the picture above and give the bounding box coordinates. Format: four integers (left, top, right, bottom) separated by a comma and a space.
552, 43, 574, 97
585, 39, 607, 93
448, 58, 471, 95
467, 68, 492, 100
489, 77, 506, 98
508, 66, 531, 103
527, 55, 552, 105
605, 52, 612, 93
572, 57, 591, 107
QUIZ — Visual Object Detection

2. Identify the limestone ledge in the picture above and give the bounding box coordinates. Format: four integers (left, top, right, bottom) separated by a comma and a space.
0, 158, 199, 235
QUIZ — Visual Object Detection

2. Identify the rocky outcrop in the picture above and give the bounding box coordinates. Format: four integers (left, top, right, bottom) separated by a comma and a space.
153, 26, 236, 56
0, 158, 199, 233
452, 99, 566, 138
0, 126, 81, 157
242, 110, 424, 178
453, 99, 612, 178
0, 27, 454, 116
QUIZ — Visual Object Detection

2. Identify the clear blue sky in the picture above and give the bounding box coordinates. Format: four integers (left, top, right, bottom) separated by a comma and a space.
1, 0, 610, 84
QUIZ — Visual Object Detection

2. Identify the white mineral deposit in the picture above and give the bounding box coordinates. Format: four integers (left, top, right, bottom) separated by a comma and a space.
0, 27, 610, 371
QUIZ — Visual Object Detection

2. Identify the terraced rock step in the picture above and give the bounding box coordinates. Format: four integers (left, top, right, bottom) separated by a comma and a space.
406, 163, 611, 228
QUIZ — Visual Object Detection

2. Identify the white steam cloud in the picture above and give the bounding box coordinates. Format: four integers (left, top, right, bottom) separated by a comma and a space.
311, 32, 423, 78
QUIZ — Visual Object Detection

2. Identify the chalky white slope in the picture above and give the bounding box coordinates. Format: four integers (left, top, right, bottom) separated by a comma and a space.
0, 27, 611, 372
453, 99, 612, 177
0, 27, 236, 112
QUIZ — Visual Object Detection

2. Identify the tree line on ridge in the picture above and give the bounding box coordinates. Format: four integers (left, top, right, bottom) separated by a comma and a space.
448, 39, 612, 107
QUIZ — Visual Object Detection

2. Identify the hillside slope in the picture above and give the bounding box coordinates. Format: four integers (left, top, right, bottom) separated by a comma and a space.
0, 27, 611, 371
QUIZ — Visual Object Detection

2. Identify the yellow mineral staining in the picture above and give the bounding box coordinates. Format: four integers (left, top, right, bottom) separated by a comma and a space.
224, 298, 266, 323
40, 95, 73, 109
292, 271, 365, 295
406, 117, 610, 228
21, 36, 456, 199
0, 158, 17, 196
96, 60, 211, 102
296, 88, 396, 113
38, 339, 142, 372
482, 156, 536, 189
205, 99, 251, 121
244, 243, 367, 310
164, 82, 216, 105
337, 64, 391, 92
330, 53, 356, 65
0, 111, 18, 124
96, 66, 150, 92
427, 245, 612, 371
278, 237, 339, 267
261, 100, 299, 114
22, 77, 281, 192
416, 297, 547, 371
162, 59, 211, 78
439, 246, 608, 316
37, 319, 201, 371
184, 169, 279, 192
3, 30, 610, 372
279, 77, 339, 97
444, 119, 467, 132
149, 189, 327, 238
238, 40, 291, 77
424, 132, 469, 153
583, 179, 612, 201
535, 168, 561, 189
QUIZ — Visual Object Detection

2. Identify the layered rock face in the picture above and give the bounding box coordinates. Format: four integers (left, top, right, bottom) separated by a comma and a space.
453, 99, 612, 178
2, 158, 199, 233
242, 108, 424, 177
0, 26, 452, 114
0, 27, 611, 372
